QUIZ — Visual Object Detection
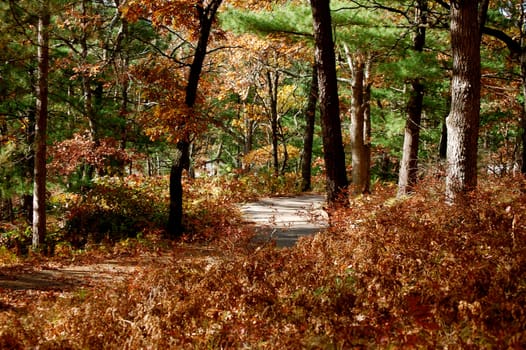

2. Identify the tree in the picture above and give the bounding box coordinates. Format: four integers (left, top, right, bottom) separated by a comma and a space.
54, 0, 141, 180
446, 0, 488, 202
343, 44, 372, 195
168, 0, 224, 237
219, 5, 319, 181
32, 0, 50, 250
123, 0, 224, 237
480, 1, 526, 173
0, 0, 43, 224
397, 0, 427, 196
300, 64, 318, 192
309, 0, 348, 204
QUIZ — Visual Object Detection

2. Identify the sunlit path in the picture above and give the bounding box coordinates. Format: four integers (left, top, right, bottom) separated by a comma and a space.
240, 194, 328, 247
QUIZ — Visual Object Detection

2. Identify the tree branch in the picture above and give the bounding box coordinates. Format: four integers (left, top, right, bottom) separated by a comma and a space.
482, 27, 521, 56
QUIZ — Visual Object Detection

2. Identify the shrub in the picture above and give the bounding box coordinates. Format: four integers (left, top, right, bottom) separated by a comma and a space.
62, 175, 169, 247
0, 224, 31, 255
323, 175, 526, 347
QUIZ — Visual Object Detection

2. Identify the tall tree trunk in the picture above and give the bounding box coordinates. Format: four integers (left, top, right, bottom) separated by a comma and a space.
33, 0, 50, 250
439, 114, 448, 160
349, 53, 368, 194
167, 141, 189, 236
117, 12, 130, 176
344, 44, 372, 195
243, 115, 255, 171
398, 80, 424, 195
522, 72, 526, 174
398, 0, 427, 196
301, 64, 318, 192
167, 0, 223, 238
81, 0, 96, 142
267, 70, 280, 176
521, 18, 526, 174
78, 0, 99, 185
23, 109, 36, 223
363, 61, 372, 194
446, 0, 486, 202
310, 0, 348, 204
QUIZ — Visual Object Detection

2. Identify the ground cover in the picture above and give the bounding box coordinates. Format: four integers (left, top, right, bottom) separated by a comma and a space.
0, 174, 525, 348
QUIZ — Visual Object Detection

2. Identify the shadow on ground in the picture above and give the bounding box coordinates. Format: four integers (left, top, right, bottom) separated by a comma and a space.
0, 260, 136, 291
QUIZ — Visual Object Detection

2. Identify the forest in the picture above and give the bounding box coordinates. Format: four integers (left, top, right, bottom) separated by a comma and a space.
0, 0, 525, 348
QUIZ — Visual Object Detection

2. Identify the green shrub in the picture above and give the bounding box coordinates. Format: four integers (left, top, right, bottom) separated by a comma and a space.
0, 225, 31, 255
62, 175, 169, 247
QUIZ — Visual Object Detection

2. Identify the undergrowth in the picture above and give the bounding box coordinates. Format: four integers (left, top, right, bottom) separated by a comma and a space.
0, 175, 525, 348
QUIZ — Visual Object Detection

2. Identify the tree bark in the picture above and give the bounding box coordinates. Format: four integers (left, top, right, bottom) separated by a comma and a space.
310, 0, 348, 204
243, 114, 255, 171
81, 0, 97, 142
167, 141, 190, 237
267, 70, 280, 176
363, 62, 372, 194
349, 54, 368, 194
522, 86, 526, 174
167, 0, 223, 238
521, 17, 526, 174
439, 114, 448, 160
398, 80, 424, 195
301, 64, 318, 192
344, 42, 372, 195
33, 0, 50, 251
398, 0, 427, 196
446, 0, 485, 202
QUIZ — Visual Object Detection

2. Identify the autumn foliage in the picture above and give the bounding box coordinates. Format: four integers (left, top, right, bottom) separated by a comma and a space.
1, 174, 525, 348
48, 133, 137, 177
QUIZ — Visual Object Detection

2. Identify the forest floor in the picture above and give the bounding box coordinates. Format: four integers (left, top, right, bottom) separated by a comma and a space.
0, 194, 327, 293
1, 177, 524, 347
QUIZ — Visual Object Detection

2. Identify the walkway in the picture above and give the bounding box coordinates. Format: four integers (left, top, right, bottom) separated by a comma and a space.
240, 194, 328, 247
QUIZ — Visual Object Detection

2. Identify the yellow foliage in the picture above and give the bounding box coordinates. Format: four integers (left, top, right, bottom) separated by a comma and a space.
278, 84, 303, 112
243, 144, 300, 166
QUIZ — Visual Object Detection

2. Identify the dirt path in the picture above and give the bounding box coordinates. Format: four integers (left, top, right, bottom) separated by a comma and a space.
240, 194, 328, 247
0, 246, 212, 293
0, 195, 328, 292
0, 257, 142, 295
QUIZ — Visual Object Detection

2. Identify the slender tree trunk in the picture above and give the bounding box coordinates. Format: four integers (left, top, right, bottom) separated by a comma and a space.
33, 0, 50, 251
23, 109, 36, 223
344, 44, 372, 195
446, 0, 485, 202
398, 80, 424, 195
522, 85, 526, 174
117, 14, 130, 176
310, 0, 348, 204
363, 61, 372, 194
439, 115, 448, 160
167, 141, 189, 236
521, 26, 526, 173
267, 71, 280, 176
243, 116, 255, 171
280, 141, 289, 175
301, 64, 318, 192
78, 0, 99, 184
350, 54, 368, 194
167, 0, 223, 238
398, 0, 427, 196
81, 0, 96, 142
